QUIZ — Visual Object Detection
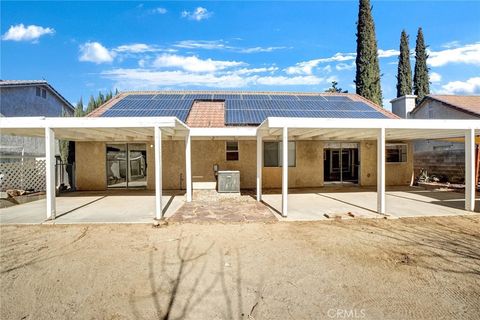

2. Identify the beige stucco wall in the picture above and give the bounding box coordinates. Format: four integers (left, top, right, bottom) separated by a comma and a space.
75, 142, 107, 190
75, 139, 413, 191
360, 140, 414, 186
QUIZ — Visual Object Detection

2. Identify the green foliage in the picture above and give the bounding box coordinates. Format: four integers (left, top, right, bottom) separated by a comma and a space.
325, 81, 348, 93
74, 97, 85, 117
86, 95, 97, 114
59, 110, 70, 163
413, 27, 430, 104
396, 30, 413, 97
355, 0, 383, 106
96, 92, 105, 107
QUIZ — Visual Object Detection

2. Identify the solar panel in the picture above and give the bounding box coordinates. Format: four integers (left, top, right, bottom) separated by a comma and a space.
101, 92, 390, 124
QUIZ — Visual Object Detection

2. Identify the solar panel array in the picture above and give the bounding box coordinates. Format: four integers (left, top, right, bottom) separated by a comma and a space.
101, 93, 389, 124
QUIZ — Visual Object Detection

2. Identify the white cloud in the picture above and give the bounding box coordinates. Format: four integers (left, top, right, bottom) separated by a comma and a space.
181, 7, 212, 21
174, 40, 287, 53
285, 52, 356, 75
239, 46, 287, 53
151, 7, 167, 14
1, 24, 54, 42
152, 54, 245, 73
336, 62, 355, 71
79, 41, 115, 64
430, 72, 442, 83
428, 43, 480, 67
440, 77, 480, 95
378, 49, 400, 58
285, 49, 398, 75
231, 67, 278, 75
114, 43, 160, 53
102, 67, 325, 89
441, 40, 460, 49
175, 40, 227, 50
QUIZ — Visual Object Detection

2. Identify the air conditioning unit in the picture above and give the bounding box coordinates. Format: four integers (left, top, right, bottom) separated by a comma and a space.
217, 170, 240, 193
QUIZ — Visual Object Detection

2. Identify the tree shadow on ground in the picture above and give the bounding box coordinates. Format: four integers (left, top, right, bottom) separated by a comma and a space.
335, 217, 480, 276
129, 234, 266, 319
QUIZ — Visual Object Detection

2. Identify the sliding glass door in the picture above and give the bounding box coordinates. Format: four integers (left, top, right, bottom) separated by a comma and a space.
106, 143, 147, 188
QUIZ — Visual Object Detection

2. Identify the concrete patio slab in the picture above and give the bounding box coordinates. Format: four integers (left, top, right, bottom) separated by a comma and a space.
261, 186, 479, 221
0, 190, 185, 224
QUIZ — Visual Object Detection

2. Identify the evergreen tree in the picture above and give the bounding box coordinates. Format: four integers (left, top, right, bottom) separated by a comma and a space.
86, 95, 97, 114
105, 90, 113, 101
96, 92, 105, 107
413, 27, 430, 104
325, 81, 348, 93
396, 30, 413, 97
355, 0, 383, 106
74, 97, 84, 117
115, 88, 119, 96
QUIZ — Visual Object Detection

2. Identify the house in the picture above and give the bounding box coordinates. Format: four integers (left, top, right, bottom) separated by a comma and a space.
0, 80, 75, 159
391, 95, 480, 183
78, 91, 413, 192
1, 91, 477, 220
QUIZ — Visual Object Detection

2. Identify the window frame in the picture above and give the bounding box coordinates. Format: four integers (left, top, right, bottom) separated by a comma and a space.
386, 143, 408, 163
225, 141, 239, 161
263, 141, 296, 167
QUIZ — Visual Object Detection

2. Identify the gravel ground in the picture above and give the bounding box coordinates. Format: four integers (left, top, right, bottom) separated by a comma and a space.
1, 215, 479, 320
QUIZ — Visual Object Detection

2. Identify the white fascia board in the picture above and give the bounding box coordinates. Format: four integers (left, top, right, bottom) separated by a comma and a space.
189, 127, 257, 137
266, 117, 480, 130
0, 117, 179, 129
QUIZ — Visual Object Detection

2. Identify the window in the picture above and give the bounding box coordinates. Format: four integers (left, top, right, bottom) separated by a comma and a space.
226, 141, 239, 161
264, 141, 296, 167
386, 144, 407, 163
36, 87, 47, 99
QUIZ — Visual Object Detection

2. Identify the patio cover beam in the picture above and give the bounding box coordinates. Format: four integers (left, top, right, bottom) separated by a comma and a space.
465, 128, 475, 211
377, 128, 386, 215
282, 127, 288, 217
154, 127, 163, 219
256, 132, 263, 202
45, 127, 56, 220
185, 133, 192, 202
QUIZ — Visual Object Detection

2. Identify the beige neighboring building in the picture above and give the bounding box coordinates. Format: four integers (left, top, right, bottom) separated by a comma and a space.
408, 95, 480, 183
75, 91, 413, 192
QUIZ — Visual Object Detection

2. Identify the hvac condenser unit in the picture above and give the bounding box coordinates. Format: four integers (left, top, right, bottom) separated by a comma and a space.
217, 170, 240, 193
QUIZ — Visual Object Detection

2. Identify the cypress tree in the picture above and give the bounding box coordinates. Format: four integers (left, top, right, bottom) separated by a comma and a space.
355, 0, 383, 106
86, 95, 96, 114
413, 27, 430, 104
396, 30, 413, 97
74, 97, 84, 117
96, 92, 105, 107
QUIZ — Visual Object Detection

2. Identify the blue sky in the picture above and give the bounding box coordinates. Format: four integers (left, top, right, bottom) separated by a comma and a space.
1, 1, 479, 109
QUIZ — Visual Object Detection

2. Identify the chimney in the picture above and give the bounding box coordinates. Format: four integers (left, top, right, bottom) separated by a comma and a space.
390, 95, 417, 119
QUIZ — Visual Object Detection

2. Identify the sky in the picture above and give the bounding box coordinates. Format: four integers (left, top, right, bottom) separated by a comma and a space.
1, 1, 479, 110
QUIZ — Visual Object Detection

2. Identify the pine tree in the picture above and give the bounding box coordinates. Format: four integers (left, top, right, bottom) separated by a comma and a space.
96, 92, 105, 108
105, 90, 113, 101
325, 81, 348, 93
396, 30, 413, 97
74, 97, 84, 117
355, 0, 383, 106
413, 27, 430, 104
115, 88, 119, 96
86, 95, 97, 114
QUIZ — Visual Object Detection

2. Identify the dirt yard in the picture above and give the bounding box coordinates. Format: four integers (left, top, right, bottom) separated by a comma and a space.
1, 216, 479, 320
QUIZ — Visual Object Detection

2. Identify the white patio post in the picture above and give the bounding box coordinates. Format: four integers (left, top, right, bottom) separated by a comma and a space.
282, 127, 288, 217
465, 128, 475, 211
185, 133, 192, 202
256, 132, 263, 201
154, 127, 163, 219
45, 127, 56, 220
377, 127, 386, 215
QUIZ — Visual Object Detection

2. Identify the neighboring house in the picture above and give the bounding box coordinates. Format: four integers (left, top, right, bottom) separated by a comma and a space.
409, 95, 479, 183
0, 80, 74, 160
0, 80, 74, 191
76, 91, 413, 192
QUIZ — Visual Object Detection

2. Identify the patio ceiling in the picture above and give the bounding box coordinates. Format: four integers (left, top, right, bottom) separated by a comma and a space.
259, 117, 480, 141
0, 117, 189, 141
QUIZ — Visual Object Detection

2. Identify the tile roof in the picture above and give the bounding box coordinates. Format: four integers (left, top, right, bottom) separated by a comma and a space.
416, 95, 480, 117
186, 101, 226, 128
